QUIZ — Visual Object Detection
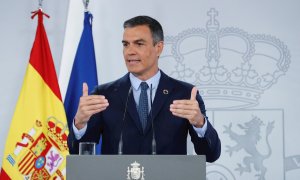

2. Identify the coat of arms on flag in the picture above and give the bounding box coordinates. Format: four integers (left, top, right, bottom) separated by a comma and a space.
7, 117, 68, 179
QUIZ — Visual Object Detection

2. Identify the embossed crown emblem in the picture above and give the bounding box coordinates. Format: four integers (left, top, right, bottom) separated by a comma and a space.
46, 116, 69, 151
162, 8, 291, 109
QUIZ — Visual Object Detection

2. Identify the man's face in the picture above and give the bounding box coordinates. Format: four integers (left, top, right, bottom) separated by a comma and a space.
122, 25, 163, 81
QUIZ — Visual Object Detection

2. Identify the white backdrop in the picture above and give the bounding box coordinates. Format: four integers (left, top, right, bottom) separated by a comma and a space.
1, 0, 300, 179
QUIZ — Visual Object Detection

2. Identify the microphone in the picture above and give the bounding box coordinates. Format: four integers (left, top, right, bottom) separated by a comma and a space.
118, 86, 132, 155
150, 84, 157, 155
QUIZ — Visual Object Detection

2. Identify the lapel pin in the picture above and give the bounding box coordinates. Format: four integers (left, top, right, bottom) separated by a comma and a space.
163, 89, 169, 94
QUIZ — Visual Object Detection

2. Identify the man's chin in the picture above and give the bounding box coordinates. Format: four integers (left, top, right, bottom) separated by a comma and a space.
127, 66, 141, 74
128, 71, 141, 77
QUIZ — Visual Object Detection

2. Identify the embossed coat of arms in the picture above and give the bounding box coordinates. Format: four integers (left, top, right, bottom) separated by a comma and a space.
127, 161, 145, 180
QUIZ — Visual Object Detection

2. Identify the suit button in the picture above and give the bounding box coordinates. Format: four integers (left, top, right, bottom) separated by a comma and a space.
207, 138, 211, 146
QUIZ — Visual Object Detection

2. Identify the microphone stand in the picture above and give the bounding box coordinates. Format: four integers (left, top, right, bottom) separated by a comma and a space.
118, 87, 132, 155
150, 84, 157, 155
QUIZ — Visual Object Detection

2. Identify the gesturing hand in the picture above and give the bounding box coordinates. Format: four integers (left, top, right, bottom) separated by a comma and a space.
74, 83, 109, 129
170, 87, 205, 128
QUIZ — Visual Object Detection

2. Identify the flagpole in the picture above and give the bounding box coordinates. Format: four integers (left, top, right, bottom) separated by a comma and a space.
38, 0, 43, 10
83, 0, 89, 12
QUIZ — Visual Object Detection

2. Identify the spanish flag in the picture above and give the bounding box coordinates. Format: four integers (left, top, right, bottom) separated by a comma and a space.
0, 9, 69, 179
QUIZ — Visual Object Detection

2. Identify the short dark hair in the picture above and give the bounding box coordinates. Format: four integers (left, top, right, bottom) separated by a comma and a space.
123, 15, 164, 45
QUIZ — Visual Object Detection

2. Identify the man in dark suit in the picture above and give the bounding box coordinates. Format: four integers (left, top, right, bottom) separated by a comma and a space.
68, 15, 221, 162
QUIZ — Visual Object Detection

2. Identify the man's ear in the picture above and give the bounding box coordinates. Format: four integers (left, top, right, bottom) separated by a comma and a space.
156, 41, 164, 57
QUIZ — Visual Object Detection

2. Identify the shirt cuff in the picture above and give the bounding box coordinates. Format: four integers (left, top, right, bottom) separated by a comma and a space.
72, 119, 87, 140
193, 116, 208, 137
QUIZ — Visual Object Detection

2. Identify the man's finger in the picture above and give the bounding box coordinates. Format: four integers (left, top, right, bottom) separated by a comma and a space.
82, 82, 89, 97
190, 87, 197, 100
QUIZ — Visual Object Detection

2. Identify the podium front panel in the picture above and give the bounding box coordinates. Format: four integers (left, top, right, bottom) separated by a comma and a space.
67, 155, 206, 180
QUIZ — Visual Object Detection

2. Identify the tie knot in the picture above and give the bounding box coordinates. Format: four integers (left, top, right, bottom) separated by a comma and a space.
140, 82, 149, 91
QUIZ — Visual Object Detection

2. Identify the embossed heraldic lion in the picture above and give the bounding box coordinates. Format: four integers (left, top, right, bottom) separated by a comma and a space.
224, 116, 274, 179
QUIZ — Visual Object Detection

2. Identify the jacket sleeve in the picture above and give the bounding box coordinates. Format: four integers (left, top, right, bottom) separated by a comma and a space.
189, 93, 221, 162
67, 113, 103, 154
67, 86, 104, 154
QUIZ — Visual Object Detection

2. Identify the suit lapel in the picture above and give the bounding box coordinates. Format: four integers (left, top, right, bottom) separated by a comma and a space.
127, 92, 144, 133
115, 73, 143, 134
145, 72, 174, 133
116, 72, 175, 135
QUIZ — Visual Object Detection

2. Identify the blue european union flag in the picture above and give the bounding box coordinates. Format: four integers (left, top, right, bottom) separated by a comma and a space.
64, 12, 101, 154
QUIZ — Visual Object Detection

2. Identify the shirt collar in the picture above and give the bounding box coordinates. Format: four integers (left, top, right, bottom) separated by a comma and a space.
129, 70, 161, 91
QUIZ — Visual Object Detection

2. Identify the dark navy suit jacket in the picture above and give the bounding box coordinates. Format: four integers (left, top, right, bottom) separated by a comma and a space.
68, 71, 221, 162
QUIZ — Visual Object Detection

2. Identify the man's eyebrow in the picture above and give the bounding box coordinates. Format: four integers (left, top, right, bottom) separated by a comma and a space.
122, 39, 146, 44
133, 39, 146, 43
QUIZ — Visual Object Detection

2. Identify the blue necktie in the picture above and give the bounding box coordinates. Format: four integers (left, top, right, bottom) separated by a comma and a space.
138, 82, 149, 131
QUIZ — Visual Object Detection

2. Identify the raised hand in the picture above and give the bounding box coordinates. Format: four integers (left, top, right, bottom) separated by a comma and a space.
170, 87, 205, 128
74, 82, 109, 129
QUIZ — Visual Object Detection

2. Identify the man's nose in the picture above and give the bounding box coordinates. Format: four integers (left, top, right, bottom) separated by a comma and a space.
125, 45, 136, 55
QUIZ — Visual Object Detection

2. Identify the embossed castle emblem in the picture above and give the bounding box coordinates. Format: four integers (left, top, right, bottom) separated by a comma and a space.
127, 161, 145, 180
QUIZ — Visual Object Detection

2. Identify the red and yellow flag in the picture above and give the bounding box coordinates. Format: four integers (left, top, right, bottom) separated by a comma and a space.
0, 10, 69, 180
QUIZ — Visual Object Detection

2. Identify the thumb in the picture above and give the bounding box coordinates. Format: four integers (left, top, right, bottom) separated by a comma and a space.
82, 82, 89, 97
190, 87, 197, 100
